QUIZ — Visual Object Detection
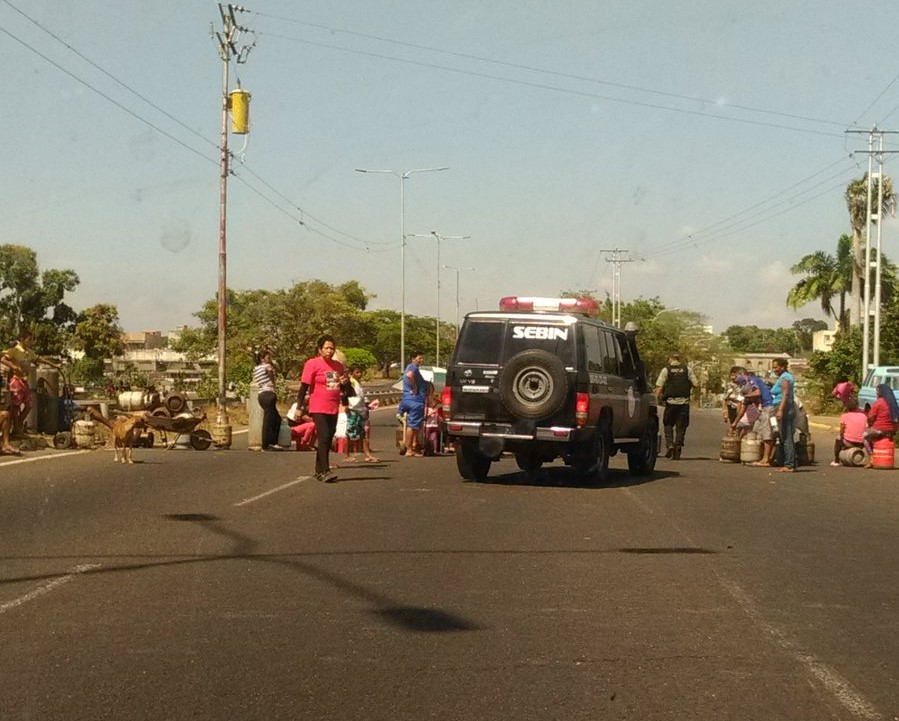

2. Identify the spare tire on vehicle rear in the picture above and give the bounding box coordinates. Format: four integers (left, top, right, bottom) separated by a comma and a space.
500, 349, 569, 419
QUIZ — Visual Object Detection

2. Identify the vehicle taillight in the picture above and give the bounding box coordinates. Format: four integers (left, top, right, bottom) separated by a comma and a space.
441, 386, 452, 418
575, 392, 589, 427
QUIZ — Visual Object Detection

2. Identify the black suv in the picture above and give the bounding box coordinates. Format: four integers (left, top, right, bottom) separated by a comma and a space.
441, 296, 658, 482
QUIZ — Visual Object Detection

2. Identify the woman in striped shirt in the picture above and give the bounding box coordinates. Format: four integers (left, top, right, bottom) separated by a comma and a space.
253, 349, 281, 450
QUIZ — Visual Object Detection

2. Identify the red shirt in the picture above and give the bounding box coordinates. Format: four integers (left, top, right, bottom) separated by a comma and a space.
867, 397, 898, 434
301, 356, 346, 415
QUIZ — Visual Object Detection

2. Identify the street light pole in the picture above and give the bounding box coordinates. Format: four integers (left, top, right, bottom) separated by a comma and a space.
442, 264, 475, 339
410, 231, 469, 365
431, 231, 469, 366
355, 167, 448, 370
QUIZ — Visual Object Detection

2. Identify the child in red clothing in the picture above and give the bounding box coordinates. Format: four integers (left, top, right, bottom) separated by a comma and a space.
424, 391, 444, 455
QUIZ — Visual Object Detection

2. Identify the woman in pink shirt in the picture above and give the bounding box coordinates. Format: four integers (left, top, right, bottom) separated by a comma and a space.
295, 336, 353, 483
832, 397, 867, 466
831, 378, 855, 410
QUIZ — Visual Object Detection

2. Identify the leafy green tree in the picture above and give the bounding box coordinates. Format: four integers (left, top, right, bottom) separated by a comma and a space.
0, 244, 79, 352
787, 236, 851, 327
342, 347, 378, 372
172, 280, 375, 384
69, 304, 125, 384
807, 326, 863, 410
792, 318, 828, 353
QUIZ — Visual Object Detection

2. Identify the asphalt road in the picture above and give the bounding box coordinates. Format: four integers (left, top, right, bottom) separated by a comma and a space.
1, 408, 898, 721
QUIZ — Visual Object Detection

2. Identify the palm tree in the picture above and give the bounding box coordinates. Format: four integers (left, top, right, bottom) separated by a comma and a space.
787, 235, 852, 328
845, 173, 896, 327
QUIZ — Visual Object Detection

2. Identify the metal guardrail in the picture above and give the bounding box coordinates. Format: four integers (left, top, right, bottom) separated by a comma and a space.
368, 389, 402, 406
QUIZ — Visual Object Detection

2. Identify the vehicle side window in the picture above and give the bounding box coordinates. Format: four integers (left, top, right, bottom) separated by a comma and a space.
601, 331, 620, 375
616, 334, 638, 379
454, 320, 505, 365
582, 325, 604, 372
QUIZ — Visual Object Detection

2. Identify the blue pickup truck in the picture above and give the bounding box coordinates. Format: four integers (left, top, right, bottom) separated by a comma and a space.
858, 366, 899, 410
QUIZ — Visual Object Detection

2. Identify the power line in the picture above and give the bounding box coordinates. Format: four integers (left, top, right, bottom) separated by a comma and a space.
642, 156, 861, 259
0, 22, 218, 167
255, 12, 853, 132
260, 30, 847, 139
0, 1, 383, 255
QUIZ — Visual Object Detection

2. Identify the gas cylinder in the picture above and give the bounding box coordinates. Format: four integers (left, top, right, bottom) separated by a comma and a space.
73, 420, 96, 448
871, 437, 895, 470
719, 434, 741, 462
838, 447, 868, 467
740, 436, 763, 464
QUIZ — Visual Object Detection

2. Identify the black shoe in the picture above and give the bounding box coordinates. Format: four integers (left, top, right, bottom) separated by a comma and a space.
673, 446, 682, 460
315, 471, 338, 483
665, 447, 674, 459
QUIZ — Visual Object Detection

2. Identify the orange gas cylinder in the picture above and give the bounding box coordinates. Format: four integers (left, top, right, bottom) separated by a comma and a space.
871, 437, 895, 470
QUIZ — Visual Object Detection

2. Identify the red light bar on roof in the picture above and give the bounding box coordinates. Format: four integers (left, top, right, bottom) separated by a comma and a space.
498, 296, 600, 316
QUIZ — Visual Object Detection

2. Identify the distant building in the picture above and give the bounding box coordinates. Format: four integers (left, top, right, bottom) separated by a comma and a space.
122, 330, 165, 351
109, 329, 215, 390
813, 326, 838, 353
731, 353, 793, 375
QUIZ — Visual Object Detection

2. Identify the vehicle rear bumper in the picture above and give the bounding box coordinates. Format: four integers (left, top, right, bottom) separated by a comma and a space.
445, 420, 580, 442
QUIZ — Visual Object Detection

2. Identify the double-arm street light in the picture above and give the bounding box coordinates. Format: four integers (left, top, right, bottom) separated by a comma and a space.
409, 231, 470, 366
355, 166, 448, 370
442, 264, 476, 341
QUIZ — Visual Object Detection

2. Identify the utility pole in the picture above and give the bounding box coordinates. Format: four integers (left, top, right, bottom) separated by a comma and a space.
846, 127, 899, 379
600, 248, 636, 327
212, 4, 254, 448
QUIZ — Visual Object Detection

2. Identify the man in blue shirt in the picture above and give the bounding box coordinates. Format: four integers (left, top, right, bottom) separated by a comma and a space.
400, 352, 427, 456
737, 370, 777, 466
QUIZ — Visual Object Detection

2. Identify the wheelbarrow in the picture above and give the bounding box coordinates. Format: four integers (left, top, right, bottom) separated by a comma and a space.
143, 411, 212, 450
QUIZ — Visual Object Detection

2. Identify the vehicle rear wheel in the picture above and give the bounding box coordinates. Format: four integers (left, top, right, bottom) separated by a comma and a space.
572, 423, 611, 484
456, 439, 491, 481
627, 417, 658, 475
515, 452, 542, 473
500, 349, 569, 419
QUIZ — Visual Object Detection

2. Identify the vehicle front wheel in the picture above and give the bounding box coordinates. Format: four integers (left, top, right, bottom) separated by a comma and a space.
627, 417, 658, 476
456, 440, 491, 481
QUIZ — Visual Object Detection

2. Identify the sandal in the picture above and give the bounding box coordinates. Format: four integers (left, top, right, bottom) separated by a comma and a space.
776, 466, 795, 473
364, 456, 379, 462
750, 461, 770, 467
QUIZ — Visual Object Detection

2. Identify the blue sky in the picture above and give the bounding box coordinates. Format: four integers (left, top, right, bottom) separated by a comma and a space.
4, 0, 899, 336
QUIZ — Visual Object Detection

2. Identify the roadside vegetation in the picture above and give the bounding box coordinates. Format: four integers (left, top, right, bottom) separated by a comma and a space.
1, 175, 896, 411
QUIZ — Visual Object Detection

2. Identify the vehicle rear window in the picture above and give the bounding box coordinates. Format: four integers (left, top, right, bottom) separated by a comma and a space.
454, 318, 576, 366
454, 320, 505, 364
505, 321, 575, 366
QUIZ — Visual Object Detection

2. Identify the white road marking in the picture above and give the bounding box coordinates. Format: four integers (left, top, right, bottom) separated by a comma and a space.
0, 563, 101, 616
621, 487, 883, 720
234, 477, 308, 506
0, 450, 91, 467
720, 580, 882, 721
